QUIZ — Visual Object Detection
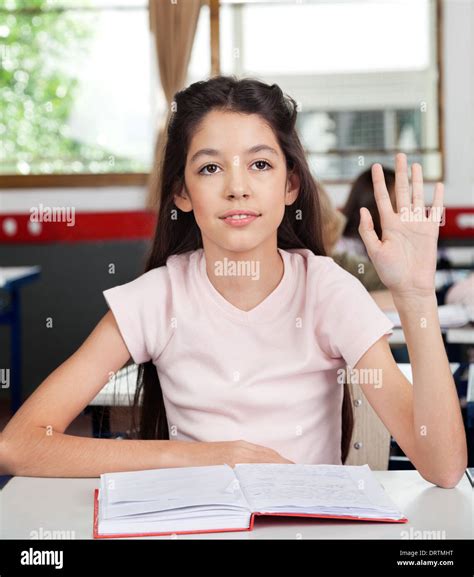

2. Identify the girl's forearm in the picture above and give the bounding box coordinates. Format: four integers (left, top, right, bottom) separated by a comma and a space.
392, 291, 468, 485
1, 427, 201, 478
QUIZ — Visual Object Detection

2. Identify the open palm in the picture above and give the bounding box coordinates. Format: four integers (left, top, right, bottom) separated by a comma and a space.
358, 153, 444, 297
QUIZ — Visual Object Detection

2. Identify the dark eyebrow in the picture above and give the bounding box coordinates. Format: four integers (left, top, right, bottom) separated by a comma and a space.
189, 144, 279, 165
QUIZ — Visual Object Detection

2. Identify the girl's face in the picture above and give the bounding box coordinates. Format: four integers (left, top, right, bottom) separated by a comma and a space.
175, 109, 299, 254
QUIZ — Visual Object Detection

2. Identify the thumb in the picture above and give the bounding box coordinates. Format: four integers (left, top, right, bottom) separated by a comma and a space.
358, 207, 381, 256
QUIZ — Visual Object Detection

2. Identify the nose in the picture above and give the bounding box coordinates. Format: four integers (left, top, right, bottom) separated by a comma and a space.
226, 188, 250, 200
225, 169, 250, 199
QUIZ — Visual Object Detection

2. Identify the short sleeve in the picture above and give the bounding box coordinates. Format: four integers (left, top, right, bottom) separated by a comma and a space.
103, 267, 171, 365
314, 257, 394, 368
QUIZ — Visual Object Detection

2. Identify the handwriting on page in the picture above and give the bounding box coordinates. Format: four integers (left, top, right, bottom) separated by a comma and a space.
234, 464, 373, 510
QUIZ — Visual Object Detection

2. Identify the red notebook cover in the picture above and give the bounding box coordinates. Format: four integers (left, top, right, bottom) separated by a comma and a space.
92, 489, 408, 539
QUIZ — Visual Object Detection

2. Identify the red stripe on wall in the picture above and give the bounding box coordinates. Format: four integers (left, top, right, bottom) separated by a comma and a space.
439, 207, 474, 239
0, 211, 157, 243
0, 208, 472, 243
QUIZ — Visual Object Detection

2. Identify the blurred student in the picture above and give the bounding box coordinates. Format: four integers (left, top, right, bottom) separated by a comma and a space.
336, 167, 396, 260
318, 182, 394, 310
446, 273, 474, 310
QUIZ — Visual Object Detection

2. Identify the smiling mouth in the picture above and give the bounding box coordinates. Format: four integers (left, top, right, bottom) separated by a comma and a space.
220, 214, 261, 220
220, 213, 262, 227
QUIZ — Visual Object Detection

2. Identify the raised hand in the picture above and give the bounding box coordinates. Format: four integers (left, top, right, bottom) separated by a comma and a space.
358, 153, 444, 298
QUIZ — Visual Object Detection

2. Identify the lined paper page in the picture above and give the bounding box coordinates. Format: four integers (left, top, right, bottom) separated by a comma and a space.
234, 463, 401, 515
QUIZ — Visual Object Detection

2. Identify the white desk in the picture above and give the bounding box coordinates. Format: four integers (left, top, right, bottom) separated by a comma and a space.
389, 328, 406, 345
389, 325, 474, 346
0, 266, 41, 289
90, 366, 138, 407
439, 247, 474, 268
1, 471, 472, 540
446, 327, 474, 344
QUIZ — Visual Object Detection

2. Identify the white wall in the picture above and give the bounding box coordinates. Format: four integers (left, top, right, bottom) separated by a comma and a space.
0, 0, 472, 215
442, 0, 474, 205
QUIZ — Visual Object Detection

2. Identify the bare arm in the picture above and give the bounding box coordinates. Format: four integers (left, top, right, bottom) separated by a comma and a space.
358, 155, 467, 488
355, 335, 466, 488
0, 311, 198, 477
392, 292, 467, 485
0, 311, 293, 477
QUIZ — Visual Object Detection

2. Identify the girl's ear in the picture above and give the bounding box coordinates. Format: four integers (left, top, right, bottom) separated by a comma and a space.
173, 184, 193, 213
285, 171, 300, 206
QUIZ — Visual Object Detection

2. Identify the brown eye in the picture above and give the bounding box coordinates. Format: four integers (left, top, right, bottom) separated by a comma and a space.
199, 163, 221, 176
252, 160, 271, 171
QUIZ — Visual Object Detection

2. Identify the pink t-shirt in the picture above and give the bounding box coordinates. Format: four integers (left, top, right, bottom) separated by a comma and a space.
103, 247, 394, 465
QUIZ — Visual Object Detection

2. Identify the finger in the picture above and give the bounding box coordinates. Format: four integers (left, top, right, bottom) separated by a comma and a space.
358, 207, 381, 256
429, 182, 445, 224
395, 153, 410, 212
411, 162, 425, 213
372, 163, 395, 220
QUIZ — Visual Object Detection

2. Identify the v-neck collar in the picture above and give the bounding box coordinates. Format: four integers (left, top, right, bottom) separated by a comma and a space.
195, 247, 294, 324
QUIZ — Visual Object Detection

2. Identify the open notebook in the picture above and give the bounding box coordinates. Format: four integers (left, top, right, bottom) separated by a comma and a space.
93, 463, 407, 538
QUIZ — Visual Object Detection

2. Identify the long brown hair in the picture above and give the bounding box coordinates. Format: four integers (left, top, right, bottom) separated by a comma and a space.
129, 75, 353, 462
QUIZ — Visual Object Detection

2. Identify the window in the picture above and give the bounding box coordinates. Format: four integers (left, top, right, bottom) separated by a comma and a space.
0, 0, 160, 183
219, 0, 443, 181
297, 108, 425, 179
